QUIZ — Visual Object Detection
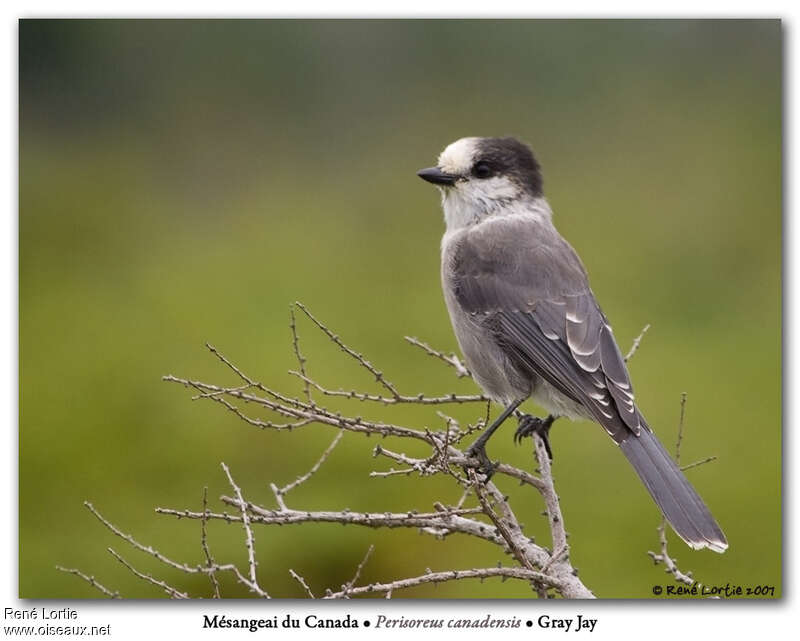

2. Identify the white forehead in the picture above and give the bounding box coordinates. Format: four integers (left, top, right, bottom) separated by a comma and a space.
437, 137, 480, 174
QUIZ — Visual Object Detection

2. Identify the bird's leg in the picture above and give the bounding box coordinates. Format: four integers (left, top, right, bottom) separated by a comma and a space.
514, 413, 558, 460
465, 399, 524, 480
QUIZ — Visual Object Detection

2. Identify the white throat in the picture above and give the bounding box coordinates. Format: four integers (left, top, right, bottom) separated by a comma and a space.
441, 190, 553, 234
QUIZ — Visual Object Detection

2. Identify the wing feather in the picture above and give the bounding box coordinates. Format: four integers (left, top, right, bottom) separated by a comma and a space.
452, 217, 643, 442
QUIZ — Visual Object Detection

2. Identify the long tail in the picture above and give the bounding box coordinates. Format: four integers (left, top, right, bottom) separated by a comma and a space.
619, 428, 728, 553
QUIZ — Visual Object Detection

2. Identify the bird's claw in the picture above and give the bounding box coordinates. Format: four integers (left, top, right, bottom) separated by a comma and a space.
465, 444, 498, 481
514, 414, 556, 460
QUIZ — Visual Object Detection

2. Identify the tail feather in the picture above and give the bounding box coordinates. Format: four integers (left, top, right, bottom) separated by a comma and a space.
619, 428, 728, 553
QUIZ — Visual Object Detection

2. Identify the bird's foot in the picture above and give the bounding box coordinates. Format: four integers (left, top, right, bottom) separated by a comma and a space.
514, 414, 557, 460
464, 443, 498, 482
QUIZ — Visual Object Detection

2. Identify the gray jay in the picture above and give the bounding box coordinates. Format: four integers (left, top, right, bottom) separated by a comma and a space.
418, 136, 727, 553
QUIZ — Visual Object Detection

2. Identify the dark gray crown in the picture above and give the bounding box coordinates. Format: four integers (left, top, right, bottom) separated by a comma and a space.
474, 137, 543, 197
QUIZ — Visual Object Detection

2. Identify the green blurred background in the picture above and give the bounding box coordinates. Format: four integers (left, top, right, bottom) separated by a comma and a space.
19, 19, 781, 599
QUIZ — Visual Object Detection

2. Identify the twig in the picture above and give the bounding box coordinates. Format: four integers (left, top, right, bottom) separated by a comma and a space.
290, 306, 484, 404
289, 305, 313, 403
469, 471, 548, 597
624, 324, 651, 362
675, 392, 687, 464
273, 430, 344, 507
533, 433, 568, 556
221, 462, 269, 598
371, 444, 439, 477
192, 383, 252, 400
295, 302, 401, 399
681, 456, 718, 472
647, 521, 696, 586
211, 500, 506, 546
163, 374, 432, 443
84, 501, 200, 574
289, 569, 316, 598
470, 473, 528, 561
404, 336, 471, 378
369, 467, 416, 478
200, 487, 221, 598
76, 501, 273, 597
187, 386, 313, 431
371, 444, 546, 491
55, 566, 121, 599
205, 342, 257, 385
288, 370, 486, 405
340, 545, 374, 598
107, 548, 190, 599
323, 566, 559, 599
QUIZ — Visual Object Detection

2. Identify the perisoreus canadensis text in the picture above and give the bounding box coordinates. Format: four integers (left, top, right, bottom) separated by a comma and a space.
418, 136, 727, 553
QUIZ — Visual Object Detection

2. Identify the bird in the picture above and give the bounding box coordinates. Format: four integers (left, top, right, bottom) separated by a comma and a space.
417, 136, 727, 553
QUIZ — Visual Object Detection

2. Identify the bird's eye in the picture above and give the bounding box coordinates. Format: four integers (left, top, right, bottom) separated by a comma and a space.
472, 161, 492, 179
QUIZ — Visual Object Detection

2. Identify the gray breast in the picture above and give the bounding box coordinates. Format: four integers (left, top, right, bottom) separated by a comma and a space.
440, 231, 534, 405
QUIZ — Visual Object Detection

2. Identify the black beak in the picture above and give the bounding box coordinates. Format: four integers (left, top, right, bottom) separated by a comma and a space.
417, 166, 457, 186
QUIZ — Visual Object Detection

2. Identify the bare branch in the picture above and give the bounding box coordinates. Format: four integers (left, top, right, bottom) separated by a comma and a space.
289, 305, 313, 403
647, 520, 697, 586
205, 342, 257, 386
675, 392, 687, 464
162, 374, 433, 443
185, 383, 313, 432
404, 336, 472, 378
76, 501, 275, 598
55, 566, 120, 599
323, 565, 560, 599
532, 433, 569, 556
340, 545, 374, 598
291, 304, 486, 405
372, 442, 545, 493
681, 456, 718, 472
289, 569, 316, 598
288, 369, 486, 405
295, 301, 401, 398
84, 501, 200, 575
212, 500, 506, 546
624, 324, 651, 362
192, 383, 252, 400
470, 472, 533, 571
221, 462, 269, 598
200, 487, 221, 598
107, 548, 190, 599
68, 303, 595, 599
276, 430, 344, 500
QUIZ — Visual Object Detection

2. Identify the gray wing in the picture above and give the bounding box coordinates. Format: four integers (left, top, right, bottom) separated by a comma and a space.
452, 217, 643, 443
452, 218, 730, 553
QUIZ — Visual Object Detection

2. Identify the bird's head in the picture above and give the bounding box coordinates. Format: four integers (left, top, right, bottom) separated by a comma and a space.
417, 136, 545, 231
